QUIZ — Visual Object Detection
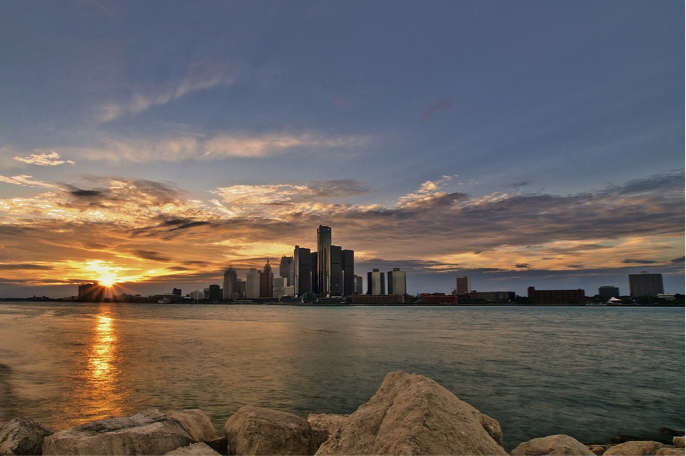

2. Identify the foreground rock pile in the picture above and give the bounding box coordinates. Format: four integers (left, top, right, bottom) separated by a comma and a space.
0, 371, 682, 455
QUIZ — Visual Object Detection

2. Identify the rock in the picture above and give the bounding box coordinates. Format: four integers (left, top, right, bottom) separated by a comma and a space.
604, 441, 664, 456
42, 408, 213, 455
0, 417, 53, 455
588, 444, 608, 455
510, 434, 594, 455
224, 406, 316, 455
315, 371, 507, 456
675, 437, 685, 449
164, 442, 221, 455
204, 436, 228, 455
165, 409, 218, 442
307, 414, 348, 450
656, 449, 685, 456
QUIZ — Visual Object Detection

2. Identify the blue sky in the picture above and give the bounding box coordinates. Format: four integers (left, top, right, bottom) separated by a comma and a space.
0, 1, 683, 297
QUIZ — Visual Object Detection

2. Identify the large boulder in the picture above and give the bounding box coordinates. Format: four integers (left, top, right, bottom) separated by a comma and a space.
604, 441, 665, 456
224, 406, 316, 455
656, 449, 685, 456
0, 417, 53, 455
675, 437, 685, 449
307, 414, 348, 450
164, 442, 222, 455
315, 371, 507, 455
510, 435, 594, 455
42, 408, 216, 455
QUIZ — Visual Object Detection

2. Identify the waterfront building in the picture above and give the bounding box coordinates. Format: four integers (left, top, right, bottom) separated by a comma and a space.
246, 268, 260, 299
367, 269, 386, 295
598, 286, 620, 298
283, 285, 295, 297
387, 268, 407, 296
352, 294, 404, 304
317, 225, 332, 296
272, 276, 286, 299
421, 293, 458, 304
455, 276, 471, 294
466, 291, 515, 301
77, 283, 106, 302
342, 249, 355, 296
189, 290, 204, 300
311, 251, 319, 294
330, 245, 342, 296
208, 284, 222, 301
354, 275, 363, 295
628, 272, 664, 297
223, 267, 239, 299
527, 287, 585, 305
172, 288, 182, 297
294, 245, 312, 296
260, 260, 274, 298
279, 256, 295, 287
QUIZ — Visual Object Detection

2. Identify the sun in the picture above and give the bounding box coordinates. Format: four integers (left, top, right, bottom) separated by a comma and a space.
84, 260, 120, 287
98, 273, 117, 287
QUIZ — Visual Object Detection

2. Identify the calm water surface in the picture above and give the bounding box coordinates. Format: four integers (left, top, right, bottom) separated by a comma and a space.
0, 303, 683, 450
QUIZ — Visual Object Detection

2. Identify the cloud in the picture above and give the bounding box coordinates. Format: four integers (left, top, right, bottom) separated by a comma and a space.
13, 151, 75, 166
516, 263, 531, 269
98, 68, 241, 122
60, 131, 371, 163
622, 259, 658, 264
131, 250, 172, 262
671, 256, 685, 263
0, 175, 59, 189
420, 99, 454, 124
0, 263, 55, 270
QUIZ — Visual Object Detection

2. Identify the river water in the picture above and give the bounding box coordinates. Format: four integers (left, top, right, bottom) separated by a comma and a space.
0, 302, 683, 450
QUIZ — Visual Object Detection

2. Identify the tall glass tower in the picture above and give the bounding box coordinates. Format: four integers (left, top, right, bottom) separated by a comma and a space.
317, 225, 332, 296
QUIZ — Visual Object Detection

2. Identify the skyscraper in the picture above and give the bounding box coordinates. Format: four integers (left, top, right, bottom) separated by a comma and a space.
260, 260, 274, 298
223, 267, 239, 299
246, 268, 260, 299
354, 275, 363, 295
294, 245, 311, 296
388, 268, 407, 296
628, 272, 664, 297
598, 286, 620, 298
342, 249, 354, 296
367, 269, 385, 295
279, 256, 295, 287
311, 251, 319, 294
456, 276, 471, 294
330, 245, 342, 296
317, 225, 332, 296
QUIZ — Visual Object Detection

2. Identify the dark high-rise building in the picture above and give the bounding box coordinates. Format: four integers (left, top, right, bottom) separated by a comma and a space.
342, 249, 354, 296
330, 245, 342, 296
388, 268, 407, 295
455, 276, 471, 294
294, 246, 311, 296
172, 288, 182, 297
598, 286, 620, 298
628, 272, 664, 297
527, 287, 585, 305
260, 260, 274, 298
367, 269, 386, 295
317, 225, 332, 296
354, 275, 363, 295
311, 251, 319, 294
279, 256, 294, 287
223, 267, 239, 299
78, 283, 106, 302
208, 284, 222, 301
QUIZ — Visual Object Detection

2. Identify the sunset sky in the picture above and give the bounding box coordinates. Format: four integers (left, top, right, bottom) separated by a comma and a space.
0, 1, 683, 298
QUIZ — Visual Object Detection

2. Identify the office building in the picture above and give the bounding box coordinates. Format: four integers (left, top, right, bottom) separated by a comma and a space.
387, 268, 407, 295
294, 245, 311, 296
342, 249, 354, 296
272, 276, 286, 299
527, 287, 585, 305
260, 260, 274, 298
598, 286, 620, 298
317, 225, 332, 295
330, 245, 342, 296
78, 283, 106, 302
455, 276, 471, 294
367, 269, 386, 295
172, 288, 182, 297
246, 268, 261, 299
279, 256, 295, 287
311, 251, 319, 294
223, 267, 239, 299
354, 275, 363, 295
629, 272, 664, 296
189, 290, 204, 301
208, 284, 222, 301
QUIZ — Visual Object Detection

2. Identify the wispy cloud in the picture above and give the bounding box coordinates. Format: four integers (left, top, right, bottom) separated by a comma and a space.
420, 99, 454, 124
14, 151, 75, 166
0, 175, 59, 189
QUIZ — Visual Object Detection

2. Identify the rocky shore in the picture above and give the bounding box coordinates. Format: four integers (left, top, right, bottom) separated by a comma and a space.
0, 371, 683, 456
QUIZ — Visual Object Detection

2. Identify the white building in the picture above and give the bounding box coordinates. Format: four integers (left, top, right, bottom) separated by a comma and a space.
388, 268, 407, 295
246, 268, 261, 299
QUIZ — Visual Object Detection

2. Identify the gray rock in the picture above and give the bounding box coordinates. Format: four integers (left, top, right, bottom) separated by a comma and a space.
224, 406, 316, 455
604, 441, 664, 456
675, 437, 685, 449
510, 434, 594, 455
164, 442, 221, 455
307, 414, 348, 450
42, 408, 212, 455
0, 417, 52, 455
315, 371, 507, 456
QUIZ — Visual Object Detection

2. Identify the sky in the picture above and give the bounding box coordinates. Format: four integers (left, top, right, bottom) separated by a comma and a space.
0, 1, 683, 298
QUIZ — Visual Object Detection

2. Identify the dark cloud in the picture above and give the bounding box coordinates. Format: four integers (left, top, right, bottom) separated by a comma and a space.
0, 264, 54, 270
132, 250, 172, 262
516, 263, 531, 269
168, 221, 212, 231
420, 99, 454, 124
671, 256, 685, 263
622, 259, 658, 265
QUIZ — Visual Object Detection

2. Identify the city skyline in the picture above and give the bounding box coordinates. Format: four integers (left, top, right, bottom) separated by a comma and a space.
0, 2, 683, 298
